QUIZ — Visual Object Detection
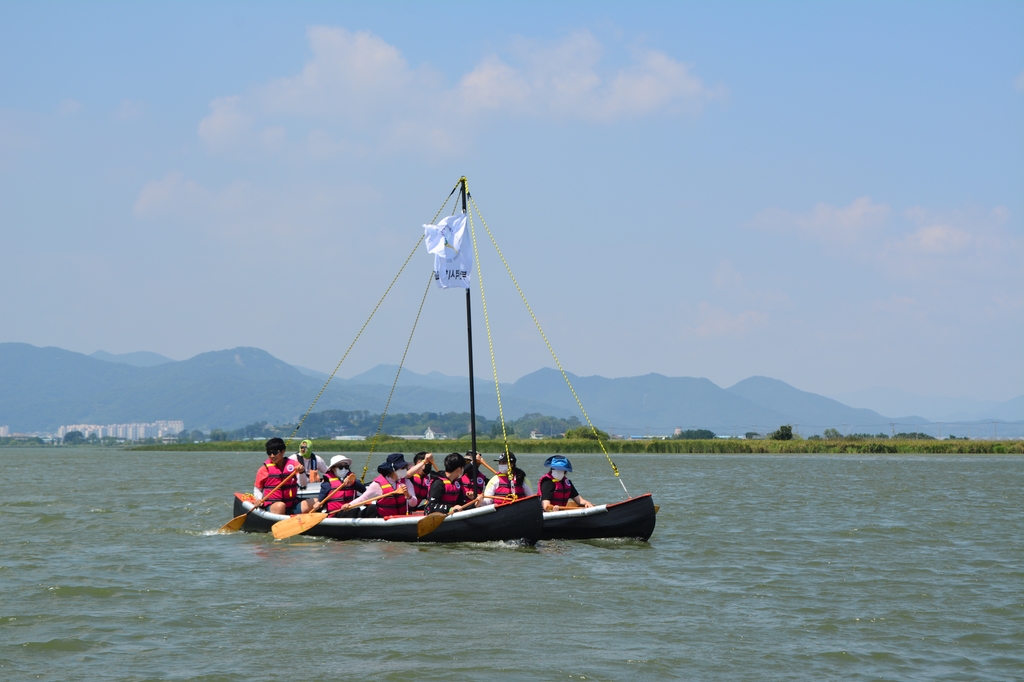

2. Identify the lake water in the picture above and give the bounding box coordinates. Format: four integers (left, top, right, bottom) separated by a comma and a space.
1, 449, 1021, 681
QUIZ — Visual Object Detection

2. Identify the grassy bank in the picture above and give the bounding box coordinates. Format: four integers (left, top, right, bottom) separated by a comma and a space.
129, 438, 1024, 455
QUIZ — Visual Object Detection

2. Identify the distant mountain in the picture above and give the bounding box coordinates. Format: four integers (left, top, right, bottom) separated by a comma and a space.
728, 376, 901, 434
3, 343, 1019, 437
292, 365, 329, 380
829, 386, 1006, 422
90, 350, 175, 368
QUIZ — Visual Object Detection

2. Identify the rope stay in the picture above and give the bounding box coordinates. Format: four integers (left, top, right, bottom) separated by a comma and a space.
470, 196, 630, 498
361, 271, 434, 482
465, 188, 511, 461
287, 186, 459, 447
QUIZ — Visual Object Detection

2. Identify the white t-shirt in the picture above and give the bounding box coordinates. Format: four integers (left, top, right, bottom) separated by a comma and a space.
481, 474, 534, 505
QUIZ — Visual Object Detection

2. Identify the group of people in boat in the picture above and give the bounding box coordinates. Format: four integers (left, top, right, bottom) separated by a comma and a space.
252, 437, 593, 519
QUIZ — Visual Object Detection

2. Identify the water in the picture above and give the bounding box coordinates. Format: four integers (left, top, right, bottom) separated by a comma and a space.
1, 449, 1021, 681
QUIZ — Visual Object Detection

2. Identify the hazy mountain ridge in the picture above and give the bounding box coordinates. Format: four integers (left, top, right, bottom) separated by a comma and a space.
1, 343, 1020, 436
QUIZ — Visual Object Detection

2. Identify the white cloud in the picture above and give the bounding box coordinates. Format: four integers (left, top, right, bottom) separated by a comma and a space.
133, 171, 212, 219
114, 99, 146, 121
1015, 70, 1024, 92
198, 26, 720, 155
750, 196, 890, 246
57, 99, 82, 115
692, 302, 766, 338
198, 96, 253, 150
898, 224, 972, 255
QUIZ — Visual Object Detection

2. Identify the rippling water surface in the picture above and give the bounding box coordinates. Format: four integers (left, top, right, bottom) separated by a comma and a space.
1, 449, 1021, 681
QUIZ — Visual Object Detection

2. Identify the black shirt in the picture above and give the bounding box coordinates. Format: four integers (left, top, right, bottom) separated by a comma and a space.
539, 477, 579, 502
426, 476, 467, 514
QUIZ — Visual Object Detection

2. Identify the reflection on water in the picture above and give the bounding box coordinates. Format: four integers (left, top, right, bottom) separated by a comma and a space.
0, 448, 1021, 681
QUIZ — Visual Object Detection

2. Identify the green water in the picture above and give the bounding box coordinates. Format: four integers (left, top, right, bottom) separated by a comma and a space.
1, 449, 1021, 681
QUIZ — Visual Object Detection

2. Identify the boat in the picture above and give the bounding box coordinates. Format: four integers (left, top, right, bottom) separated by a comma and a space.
232, 492, 543, 544
540, 494, 657, 541
224, 176, 655, 543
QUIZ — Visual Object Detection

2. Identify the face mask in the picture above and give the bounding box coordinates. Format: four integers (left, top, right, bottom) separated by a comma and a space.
498, 464, 509, 473
335, 467, 349, 477
395, 468, 408, 479
551, 470, 565, 480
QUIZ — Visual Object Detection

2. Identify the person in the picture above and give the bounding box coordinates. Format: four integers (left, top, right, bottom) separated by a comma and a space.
482, 451, 533, 506
425, 453, 472, 514
459, 451, 488, 501
408, 452, 433, 510
346, 453, 419, 518
538, 456, 593, 512
310, 455, 366, 518
253, 437, 312, 515
297, 439, 328, 483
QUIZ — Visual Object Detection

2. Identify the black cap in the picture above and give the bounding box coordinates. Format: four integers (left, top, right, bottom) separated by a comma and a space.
377, 452, 409, 474
494, 452, 517, 466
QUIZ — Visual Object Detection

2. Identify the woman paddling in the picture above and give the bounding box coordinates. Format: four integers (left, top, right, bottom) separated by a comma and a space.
538, 456, 593, 512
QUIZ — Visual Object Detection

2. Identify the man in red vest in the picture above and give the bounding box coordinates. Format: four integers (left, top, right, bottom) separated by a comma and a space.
253, 437, 312, 515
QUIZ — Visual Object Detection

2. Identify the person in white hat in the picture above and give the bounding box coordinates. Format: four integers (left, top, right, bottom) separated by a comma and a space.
310, 454, 366, 518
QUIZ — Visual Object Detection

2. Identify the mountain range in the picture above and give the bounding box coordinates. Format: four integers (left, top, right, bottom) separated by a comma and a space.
1, 342, 1020, 437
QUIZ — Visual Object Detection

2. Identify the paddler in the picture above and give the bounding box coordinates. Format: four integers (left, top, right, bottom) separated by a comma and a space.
425, 453, 473, 514
460, 451, 488, 501
310, 455, 366, 518
253, 437, 313, 515
408, 451, 433, 510
538, 456, 593, 512
481, 451, 533, 505
297, 439, 328, 483
346, 453, 420, 517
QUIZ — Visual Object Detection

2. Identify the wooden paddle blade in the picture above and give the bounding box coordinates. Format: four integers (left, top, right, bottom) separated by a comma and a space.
654, 505, 661, 514
271, 512, 328, 540
416, 512, 447, 538
219, 513, 250, 533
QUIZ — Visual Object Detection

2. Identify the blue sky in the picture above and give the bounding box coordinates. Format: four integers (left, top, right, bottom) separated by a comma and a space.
1, 2, 1021, 401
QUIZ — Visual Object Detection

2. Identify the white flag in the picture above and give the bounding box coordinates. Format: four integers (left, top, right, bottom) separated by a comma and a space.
423, 214, 473, 289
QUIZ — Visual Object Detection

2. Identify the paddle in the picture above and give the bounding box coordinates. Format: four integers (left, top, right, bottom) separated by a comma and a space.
271, 489, 403, 540
416, 494, 483, 538
220, 469, 298, 533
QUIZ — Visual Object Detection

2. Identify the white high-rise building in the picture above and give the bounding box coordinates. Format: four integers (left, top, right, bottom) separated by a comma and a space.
59, 420, 185, 441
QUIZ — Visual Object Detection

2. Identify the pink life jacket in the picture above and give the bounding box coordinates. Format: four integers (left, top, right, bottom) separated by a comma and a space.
260, 458, 299, 504
492, 473, 527, 504
323, 474, 358, 513
373, 475, 409, 518
538, 472, 573, 507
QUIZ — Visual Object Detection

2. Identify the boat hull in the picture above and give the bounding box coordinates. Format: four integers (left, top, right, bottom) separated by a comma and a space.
540, 493, 657, 541
232, 493, 543, 544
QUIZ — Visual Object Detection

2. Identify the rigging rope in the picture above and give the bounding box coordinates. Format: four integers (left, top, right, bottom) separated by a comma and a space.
470, 196, 630, 498
286, 186, 459, 447
465, 188, 511, 461
360, 271, 434, 483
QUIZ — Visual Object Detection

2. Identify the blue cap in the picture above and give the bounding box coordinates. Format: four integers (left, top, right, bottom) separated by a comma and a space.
543, 456, 572, 472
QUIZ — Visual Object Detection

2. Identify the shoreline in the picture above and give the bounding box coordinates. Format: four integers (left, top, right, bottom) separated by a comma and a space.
123, 438, 1024, 454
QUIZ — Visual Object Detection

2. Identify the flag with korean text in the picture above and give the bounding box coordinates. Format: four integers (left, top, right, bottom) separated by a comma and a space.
423, 214, 473, 289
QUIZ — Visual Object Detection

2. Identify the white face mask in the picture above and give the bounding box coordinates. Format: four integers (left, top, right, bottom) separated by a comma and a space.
498, 464, 509, 473
394, 468, 408, 479
335, 467, 349, 477
551, 469, 566, 480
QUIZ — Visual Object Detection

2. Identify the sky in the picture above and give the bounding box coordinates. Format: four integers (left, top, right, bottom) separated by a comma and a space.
1, 2, 1022, 402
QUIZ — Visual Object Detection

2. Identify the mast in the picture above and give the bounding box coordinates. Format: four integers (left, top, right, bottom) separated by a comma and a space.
461, 177, 480, 492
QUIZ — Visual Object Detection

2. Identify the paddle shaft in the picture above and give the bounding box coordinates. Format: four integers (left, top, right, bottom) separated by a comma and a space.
326, 489, 404, 517
310, 473, 357, 511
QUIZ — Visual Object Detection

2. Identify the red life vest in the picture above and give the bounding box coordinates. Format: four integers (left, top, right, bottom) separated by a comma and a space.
322, 474, 358, 513
373, 475, 409, 518
492, 473, 527, 504
460, 472, 486, 495
538, 472, 573, 507
434, 476, 464, 507
410, 473, 431, 503
260, 457, 299, 505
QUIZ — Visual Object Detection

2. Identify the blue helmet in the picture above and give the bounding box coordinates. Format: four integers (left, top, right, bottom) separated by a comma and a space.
543, 455, 572, 473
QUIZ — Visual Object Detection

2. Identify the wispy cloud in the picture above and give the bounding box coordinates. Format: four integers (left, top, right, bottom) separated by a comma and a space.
749, 196, 890, 246
1015, 70, 1024, 92
57, 99, 82, 115
197, 26, 722, 156
692, 302, 767, 338
114, 99, 146, 121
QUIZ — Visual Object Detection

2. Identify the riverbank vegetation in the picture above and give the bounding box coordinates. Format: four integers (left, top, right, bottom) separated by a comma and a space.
129, 437, 1024, 454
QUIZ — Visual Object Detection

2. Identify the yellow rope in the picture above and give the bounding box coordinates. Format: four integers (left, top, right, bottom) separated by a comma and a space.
465, 189, 510, 460
287, 188, 458, 447
361, 271, 434, 482
470, 196, 629, 497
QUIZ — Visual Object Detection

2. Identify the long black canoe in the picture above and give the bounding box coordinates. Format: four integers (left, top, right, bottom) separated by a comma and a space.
231, 493, 544, 544
540, 493, 657, 541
